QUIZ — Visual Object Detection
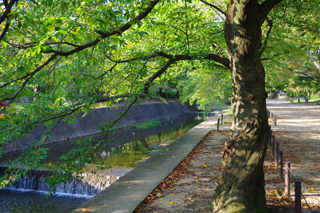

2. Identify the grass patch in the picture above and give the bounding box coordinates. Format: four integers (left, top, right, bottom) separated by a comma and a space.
224, 117, 233, 124
129, 120, 161, 130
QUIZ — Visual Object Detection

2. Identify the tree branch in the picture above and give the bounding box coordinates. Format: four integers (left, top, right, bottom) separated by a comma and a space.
204, 54, 230, 68
260, 18, 273, 56
199, 0, 226, 19
258, 0, 283, 20
26, 105, 84, 127
42, 0, 160, 56
0, 53, 58, 89
0, 0, 18, 26
0, 19, 9, 41
106, 97, 139, 132
106, 51, 229, 68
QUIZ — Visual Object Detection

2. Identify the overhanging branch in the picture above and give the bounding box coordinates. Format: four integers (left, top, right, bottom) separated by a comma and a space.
258, 0, 283, 20
260, 18, 273, 57
199, 0, 226, 19
42, 0, 160, 56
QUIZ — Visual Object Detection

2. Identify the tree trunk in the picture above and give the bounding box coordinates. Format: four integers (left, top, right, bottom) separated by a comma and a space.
213, 1, 270, 212
296, 89, 300, 103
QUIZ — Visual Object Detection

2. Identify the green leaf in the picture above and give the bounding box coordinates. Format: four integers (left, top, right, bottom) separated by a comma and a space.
59, 30, 68, 34
1, 40, 7, 48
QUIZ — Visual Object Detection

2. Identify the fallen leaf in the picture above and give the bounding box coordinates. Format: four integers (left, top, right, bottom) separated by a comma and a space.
82, 209, 90, 212
169, 201, 174, 204
311, 187, 314, 191
202, 165, 208, 168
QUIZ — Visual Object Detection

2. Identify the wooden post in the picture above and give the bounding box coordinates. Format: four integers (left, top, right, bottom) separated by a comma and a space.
269, 129, 272, 148
221, 114, 223, 125
274, 116, 277, 126
285, 162, 290, 196
295, 180, 301, 213
275, 142, 280, 167
217, 118, 220, 132
271, 135, 275, 157
279, 150, 283, 179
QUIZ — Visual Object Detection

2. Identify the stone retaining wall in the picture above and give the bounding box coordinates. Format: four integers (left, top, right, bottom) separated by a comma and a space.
3, 101, 195, 153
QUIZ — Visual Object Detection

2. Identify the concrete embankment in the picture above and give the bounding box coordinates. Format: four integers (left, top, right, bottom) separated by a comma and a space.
3, 101, 195, 153
71, 117, 218, 213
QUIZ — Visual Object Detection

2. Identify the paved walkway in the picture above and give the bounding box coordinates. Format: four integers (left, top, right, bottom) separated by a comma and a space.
71, 114, 227, 213
266, 100, 320, 213
267, 99, 320, 132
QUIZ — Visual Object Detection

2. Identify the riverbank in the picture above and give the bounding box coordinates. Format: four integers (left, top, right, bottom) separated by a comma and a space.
71, 113, 228, 212
3, 101, 196, 153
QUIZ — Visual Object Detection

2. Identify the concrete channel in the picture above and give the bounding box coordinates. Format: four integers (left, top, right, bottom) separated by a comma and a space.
72, 117, 217, 213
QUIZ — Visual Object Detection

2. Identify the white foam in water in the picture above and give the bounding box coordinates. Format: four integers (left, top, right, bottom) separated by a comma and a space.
2, 172, 120, 198
4, 187, 94, 198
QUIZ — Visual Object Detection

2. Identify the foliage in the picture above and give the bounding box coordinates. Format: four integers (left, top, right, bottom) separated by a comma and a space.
0, 0, 320, 206
262, 0, 320, 93
0, 0, 230, 192
178, 61, 231, 109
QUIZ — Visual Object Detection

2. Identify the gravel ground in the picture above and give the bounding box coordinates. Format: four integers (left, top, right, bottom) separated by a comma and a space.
135, 100, 320, 213
137, 129, 227, 213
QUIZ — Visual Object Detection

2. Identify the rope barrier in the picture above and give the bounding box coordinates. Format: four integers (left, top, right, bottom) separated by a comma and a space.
267, 110, 317, 212
287, 167, 313, 213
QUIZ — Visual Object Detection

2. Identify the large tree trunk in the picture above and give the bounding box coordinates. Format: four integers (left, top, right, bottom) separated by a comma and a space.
213, 1, 270, 212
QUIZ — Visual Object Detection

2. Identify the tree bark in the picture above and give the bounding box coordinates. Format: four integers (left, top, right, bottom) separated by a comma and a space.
213, 0, 270, 212
296, 89, 300, 103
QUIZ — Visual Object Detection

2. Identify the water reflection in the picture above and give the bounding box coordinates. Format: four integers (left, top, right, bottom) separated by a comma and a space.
83, 115, 202, 170
0, 115, 203, 212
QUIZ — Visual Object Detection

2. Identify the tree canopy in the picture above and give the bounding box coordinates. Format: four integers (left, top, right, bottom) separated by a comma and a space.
1, 0, 320, 211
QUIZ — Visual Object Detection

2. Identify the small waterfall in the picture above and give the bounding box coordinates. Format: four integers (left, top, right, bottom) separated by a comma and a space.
1, 168, 119, 197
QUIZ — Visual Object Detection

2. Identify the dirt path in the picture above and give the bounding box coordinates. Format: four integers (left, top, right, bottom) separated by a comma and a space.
267, 100, 320, 213
136, 100, 320, 213
137, 129, 228, 213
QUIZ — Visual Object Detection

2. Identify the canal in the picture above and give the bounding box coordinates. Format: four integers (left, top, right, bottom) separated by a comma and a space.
0, 114, 206, 212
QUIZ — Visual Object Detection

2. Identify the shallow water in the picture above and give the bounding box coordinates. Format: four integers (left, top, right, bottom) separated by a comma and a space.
0, 189, 89, 213
0, 114, 205, 212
